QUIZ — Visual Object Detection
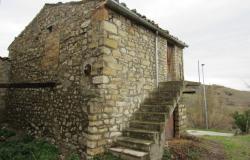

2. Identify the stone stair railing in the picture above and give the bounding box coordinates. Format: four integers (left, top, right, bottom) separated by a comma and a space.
109, 81, 185, 160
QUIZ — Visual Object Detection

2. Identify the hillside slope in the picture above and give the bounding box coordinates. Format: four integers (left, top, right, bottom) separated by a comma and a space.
183, 83, 250, 130
211, 85, 250, 108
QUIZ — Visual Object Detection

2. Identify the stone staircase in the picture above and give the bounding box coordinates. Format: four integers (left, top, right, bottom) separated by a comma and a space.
109, 81, 184, 160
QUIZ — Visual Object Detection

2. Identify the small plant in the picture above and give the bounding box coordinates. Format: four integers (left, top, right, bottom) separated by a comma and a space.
67, 153, 80, 160
162, 149, 171, 160
0, 133, 59, 160
232, 110, 250, 134
92, 152, 121, 160
187, 149, 200, 159
0, 129, 16, 138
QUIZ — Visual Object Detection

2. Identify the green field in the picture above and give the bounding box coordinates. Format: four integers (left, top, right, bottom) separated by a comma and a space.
205, 135, 250, 160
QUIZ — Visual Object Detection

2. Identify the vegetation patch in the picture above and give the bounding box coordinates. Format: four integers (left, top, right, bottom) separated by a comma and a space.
232, 110, 250, 133
166, 139, 202, 159
205, 135, 250, 160
0, 129, 16, 139
92, 152, 121, 160
165, 135, 226, 160
185, 85, 250, 131
0, 129, 59, 160
66, 153, 80, 160
0, 128, 121, 160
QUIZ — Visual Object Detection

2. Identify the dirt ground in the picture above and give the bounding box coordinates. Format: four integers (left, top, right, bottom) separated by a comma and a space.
166, 135, 226, 160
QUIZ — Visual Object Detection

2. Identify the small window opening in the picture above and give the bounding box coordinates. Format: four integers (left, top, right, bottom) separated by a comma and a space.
47, 26, 53, 33
84, 64, 92, 76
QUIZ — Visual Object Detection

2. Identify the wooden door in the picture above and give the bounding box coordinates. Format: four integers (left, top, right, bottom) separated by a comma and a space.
166, 113, 175, 140
167, 44, 175, 81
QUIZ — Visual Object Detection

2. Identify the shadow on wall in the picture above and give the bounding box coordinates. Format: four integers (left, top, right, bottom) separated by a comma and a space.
0, 57, 10, 123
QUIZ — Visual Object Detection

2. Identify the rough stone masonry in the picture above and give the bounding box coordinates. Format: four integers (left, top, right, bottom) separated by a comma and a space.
1, 0, 187, 159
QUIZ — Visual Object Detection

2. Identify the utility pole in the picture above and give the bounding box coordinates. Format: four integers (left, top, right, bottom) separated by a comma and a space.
201, 64, 208, 129
198, 60, 201, 83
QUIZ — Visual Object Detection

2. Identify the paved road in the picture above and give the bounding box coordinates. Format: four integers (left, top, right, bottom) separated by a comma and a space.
186, 130, 234, 137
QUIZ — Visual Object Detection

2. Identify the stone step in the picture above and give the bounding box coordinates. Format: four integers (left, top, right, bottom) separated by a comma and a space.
149, 91, 179, 99
147, 91, 177, 102
123, 128, 160, 141
157, 93, 178, 99
158, 87, 182, 92
143, 100, 174, 105
109, 147, 149, 160
139, 104, 171, 112
158, 86, 182, 90
159, 81, 184, 86
116, 137, 153, 152
159, 81, 183, 86
159, 85, 182, 89
129, 121, 165, 132
132, 112, 167, 122
144, 97, 176, 104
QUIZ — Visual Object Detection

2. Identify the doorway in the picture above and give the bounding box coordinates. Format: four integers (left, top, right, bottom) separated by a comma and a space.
165, 112, 175, 140
167, 44, 175, 81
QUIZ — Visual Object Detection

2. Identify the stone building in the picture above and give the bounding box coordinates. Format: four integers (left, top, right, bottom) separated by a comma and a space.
1, 0, 188, 159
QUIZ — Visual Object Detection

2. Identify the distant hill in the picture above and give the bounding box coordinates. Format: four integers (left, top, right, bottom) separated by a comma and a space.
182, 83, 250, 130
210, 85, 250, 108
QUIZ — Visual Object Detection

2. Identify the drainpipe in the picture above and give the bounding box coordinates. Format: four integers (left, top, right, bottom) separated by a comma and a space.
155, 31, 159, 88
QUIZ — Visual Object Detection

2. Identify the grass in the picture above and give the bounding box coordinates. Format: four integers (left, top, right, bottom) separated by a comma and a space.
205, 135, 250, 160
66, 153, 80, 160
0, 135, 59, 160
0, 128, 59, 160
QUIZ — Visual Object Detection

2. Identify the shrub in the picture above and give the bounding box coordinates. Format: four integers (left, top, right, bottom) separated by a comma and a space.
92, 152, 121, 160
0, 133, 59, 160
162, 149, 171, 160
232, 110, 250, 133
0, 129, 16, 138
67, 153, 80, 160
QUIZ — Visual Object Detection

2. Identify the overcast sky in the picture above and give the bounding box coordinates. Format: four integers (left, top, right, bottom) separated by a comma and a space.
1, 0, 250, 90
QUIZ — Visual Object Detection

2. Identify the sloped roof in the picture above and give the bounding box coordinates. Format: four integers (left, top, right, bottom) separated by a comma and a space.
9, 0, 187, 50
105, 0, 188, 48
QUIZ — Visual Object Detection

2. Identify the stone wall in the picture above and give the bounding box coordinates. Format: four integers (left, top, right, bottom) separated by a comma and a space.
174, 104, 187, 137
7, 1, 102, 158
0, 57, 10, 123
6, 0, 185, 158
86, 6, 185, 156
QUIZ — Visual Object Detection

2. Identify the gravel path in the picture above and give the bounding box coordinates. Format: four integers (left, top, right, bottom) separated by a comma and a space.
186, 130, 234, 137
